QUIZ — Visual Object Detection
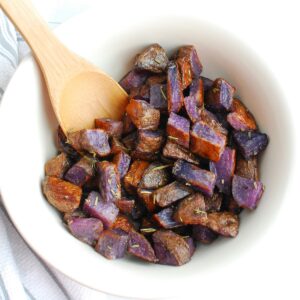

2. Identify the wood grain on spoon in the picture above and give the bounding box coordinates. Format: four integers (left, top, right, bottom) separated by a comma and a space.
0, 0, 128, 133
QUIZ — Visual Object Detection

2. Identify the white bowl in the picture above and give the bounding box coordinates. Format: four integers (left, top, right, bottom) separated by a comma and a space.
0, 3, 296, 299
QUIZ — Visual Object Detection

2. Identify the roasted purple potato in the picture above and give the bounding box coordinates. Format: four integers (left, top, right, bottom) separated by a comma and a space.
95, 229, 129, 259
149, 84, 167, 111
153, 207, 182, 229
127, 230, 157, 263
67, 217, 103, 246
184, 78, 204, 123
113, 151, 131, 179
126, 99, 160, 130
94, 118, 123, 137
190, 121, 227, 162
83, 191, 119, 228
153, 181, 193, 207
45, 152, 69, 178
192, 225, 218, 244
134, 43, 168, 73
124, 160, 150, 194
232, 175, 264, 210
44, 43, 269, 266
139, 162, 170, 189
119, 70, 148, 93
43, 176, 82, 213
135, 130, 164, 154
163, 139, 200, 165
153, 230, 192, 266
209, 147, 236, 195
176, 45, 203, 89
206, 78, 235, 111
97, 161, 121, 203
167, 61, 184, 113
227, 99, 257, 131
64, 157, 94, 187
68, 129, 110, 157
167, 112, 190, 148
173, 160, 216, 197
233, 131, 269, 159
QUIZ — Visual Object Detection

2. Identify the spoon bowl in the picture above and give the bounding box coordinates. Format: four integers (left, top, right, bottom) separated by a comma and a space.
0, 0, 128, 133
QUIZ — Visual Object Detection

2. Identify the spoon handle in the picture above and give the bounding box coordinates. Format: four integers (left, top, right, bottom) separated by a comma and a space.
0, 0, 76, 76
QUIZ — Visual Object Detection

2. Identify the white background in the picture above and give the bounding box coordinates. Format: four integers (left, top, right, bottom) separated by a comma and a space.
15, 0, 300, 299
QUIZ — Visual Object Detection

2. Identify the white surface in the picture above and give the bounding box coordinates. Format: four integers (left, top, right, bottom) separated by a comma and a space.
0, 0, 300, 299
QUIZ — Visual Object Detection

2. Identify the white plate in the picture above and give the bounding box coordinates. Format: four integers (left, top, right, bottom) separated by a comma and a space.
0, 2, 299, 299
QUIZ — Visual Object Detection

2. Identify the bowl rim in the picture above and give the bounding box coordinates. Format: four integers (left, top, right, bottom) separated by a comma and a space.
0, 5, 297, 299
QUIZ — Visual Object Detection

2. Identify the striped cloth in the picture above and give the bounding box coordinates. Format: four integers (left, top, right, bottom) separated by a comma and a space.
0, 8, 125, 300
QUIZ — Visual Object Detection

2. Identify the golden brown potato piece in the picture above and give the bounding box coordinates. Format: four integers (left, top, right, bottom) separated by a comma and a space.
123, 160, 150, 194
190, 121, 226, 162
126, 99, 160, 130
227, 99, 257, 131
42, 176, 81, 213
45, 152, 69, 178
112, 215, 135, 233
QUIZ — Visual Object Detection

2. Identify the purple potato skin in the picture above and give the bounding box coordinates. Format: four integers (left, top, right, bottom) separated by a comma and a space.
233, 131, 269, 159
206, 78, 235, 111
64, 157, 94, 187
201, 76, 214, 92
149, 84, 167, 111
139, 162, 169, 189
153, 207, 182, 229
113, 151, 131, 179
68, 217, 103, 246
45, 152, 70, 179
95, 229, 129, 260
209, 147, 236, 195
200, 109, 228, 136
153, 181, 193, 208
119, 70, 148, 93
126, 99, 160, 130
167, 112, 190, 148
190, 121, 227, 162
235, 156, 259, 180
134, 44, 169, 73
127, 230, 157, 262
176, 46, 203, 89
206, 212, 239, 237
135, 130, 164, 153
192, 225, 218, 244
183, 79, 204, 122
152, 230, 191, 266
68, 129, 111, 157
172, 160, 216, 197
163, 140, 200, 165
232, 175, 264, 210
116, 198, 135, 214
184, 237, 196, 256
173, 193, 206, 225
94, 118, 123, 138
184, 96, 201, 123
83, 191, 119, 228
79, 129, 111, 157
227, 99, 257, 131
204, 193, 223, 212
129, 84, 150, 101
97, 161, 121, 203
167, 62, 184, 113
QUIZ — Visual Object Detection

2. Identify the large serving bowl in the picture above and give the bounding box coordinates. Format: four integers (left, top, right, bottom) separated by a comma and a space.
0, 2, 296, 299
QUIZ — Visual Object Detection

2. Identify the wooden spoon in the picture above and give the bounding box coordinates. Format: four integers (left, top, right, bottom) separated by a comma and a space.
0, 0, 128, 133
